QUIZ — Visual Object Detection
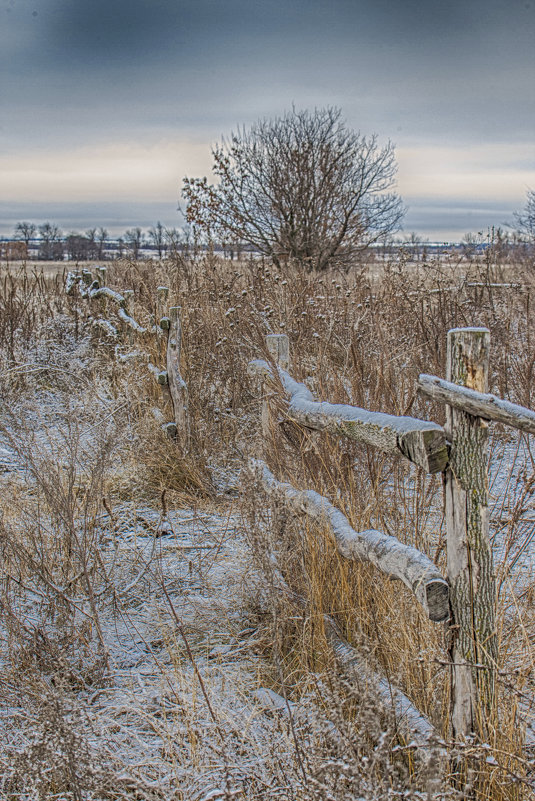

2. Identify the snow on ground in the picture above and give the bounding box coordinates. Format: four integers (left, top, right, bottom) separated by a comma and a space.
1, 312, 534, 794
0, 500, 305, 797
489, 433, 535, 576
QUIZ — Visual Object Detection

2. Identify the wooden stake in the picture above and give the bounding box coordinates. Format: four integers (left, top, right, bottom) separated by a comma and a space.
262, 334, 290, 445
266, 333, 289, 370
95, 265, 107, 286
167, 306, 190, 450
95, 266, 108, 315
445, 327, 497, 741
156, 286, 169, 321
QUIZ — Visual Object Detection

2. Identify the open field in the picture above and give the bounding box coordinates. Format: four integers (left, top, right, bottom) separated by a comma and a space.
1, 250, 534, 799
0, 260, 91, 278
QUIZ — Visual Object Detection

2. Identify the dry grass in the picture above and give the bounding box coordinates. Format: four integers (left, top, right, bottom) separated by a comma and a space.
0, 246, 534, 799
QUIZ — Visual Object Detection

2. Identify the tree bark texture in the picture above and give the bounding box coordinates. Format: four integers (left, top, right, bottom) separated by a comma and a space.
445, 327, 497, 741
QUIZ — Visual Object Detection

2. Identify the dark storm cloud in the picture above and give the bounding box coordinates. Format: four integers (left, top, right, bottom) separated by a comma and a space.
2, 0, 534, 148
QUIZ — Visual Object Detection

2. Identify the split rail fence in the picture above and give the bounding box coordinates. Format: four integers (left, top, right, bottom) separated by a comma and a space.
66, 267, 535, 766
248, 328, 535, 754
66, 267, 189, 449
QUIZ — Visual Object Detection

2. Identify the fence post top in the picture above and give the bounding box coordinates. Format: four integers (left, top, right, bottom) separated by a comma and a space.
266, 333, 289, 345
265, 333, 290, 370
448, 326, 490, 336
169, 306, 181, 322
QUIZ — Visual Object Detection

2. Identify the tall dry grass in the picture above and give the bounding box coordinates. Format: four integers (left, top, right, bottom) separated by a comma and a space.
0, 248, 534, 798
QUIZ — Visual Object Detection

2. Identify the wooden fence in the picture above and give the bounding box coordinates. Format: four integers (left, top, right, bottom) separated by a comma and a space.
249, 328, 535, 755
66, 268, 535, 774
66, 267, 190, 449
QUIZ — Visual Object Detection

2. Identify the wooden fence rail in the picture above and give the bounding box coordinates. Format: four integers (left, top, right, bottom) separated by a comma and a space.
250, 326, 535, 762
63, 270, 535, 774
248, 359, 448, 473
256, 527, 440, 752
250, 459, 449, 622
418, 372, 535, 434
65, 267, 190, 447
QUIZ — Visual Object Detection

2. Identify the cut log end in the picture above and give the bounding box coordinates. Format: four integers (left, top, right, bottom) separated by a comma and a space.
398, 427, 449, 474
425, 579, 450, 622
162, 422, 178, 439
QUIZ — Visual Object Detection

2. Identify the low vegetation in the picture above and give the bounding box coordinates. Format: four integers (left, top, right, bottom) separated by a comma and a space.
0, 245, 534, 799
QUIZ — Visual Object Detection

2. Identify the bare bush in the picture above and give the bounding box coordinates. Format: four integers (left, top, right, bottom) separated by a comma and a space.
183, 107, 404, 271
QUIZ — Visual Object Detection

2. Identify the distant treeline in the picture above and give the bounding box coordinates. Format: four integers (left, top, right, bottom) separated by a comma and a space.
0, 221, 185, 261
1, 221, 532, 263
0, 221, 262, 262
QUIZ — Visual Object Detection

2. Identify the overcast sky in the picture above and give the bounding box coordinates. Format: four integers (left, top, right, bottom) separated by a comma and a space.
1, 0, 534, 241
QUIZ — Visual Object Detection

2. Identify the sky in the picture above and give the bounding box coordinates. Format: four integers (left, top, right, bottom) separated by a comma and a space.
1, 0, 534, 242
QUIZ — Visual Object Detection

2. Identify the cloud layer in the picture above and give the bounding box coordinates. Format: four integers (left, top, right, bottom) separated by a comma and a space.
1, 0, 534, 239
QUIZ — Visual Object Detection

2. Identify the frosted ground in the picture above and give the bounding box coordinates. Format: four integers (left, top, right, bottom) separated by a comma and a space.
1, 255, 535, 798
0, 362, 533, 799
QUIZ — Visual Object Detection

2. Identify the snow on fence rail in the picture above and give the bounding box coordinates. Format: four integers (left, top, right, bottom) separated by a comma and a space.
250, 459, 450, 622
249, 328, 535, 764
257, 533, 439, 751
64, 269, 535, 768
418, 372, 535, 435
420, 327, 535, 744
248, 359, 448, 474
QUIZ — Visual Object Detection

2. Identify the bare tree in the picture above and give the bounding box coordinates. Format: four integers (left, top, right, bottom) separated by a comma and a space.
514, 189, 535, 242
164, 227, 184, 258
38, 222, 63, 261
14, 221, 36, 247
402, 231, 428, 262
85, 228, 98, 260
148, 221, 166, 258
124, 227, 144, 260
96, 227, 108, 260
461, 232, 480, 258
183, 107, 404, 271
65, 233, 90, 261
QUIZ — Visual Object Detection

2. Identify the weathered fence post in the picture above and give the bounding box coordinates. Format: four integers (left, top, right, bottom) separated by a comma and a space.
266, 333, 290, 370
95, 266, 108, 316
167, 306, 190, 451
156, 286, 169, 322
262, 334, 290, 443
445, 327, 497, 742
122, 290, 135, 345
95, 265, 107, 286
